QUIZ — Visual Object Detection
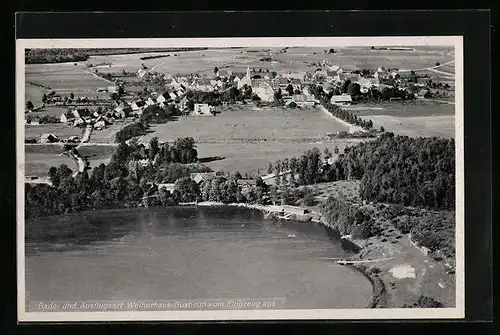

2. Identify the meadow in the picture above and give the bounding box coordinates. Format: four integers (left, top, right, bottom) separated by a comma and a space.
25, 62, 112, 102
87, 46, 454, 76
25, 124, 84, 140
140, 105, 357, 174
347, 102, 455, 138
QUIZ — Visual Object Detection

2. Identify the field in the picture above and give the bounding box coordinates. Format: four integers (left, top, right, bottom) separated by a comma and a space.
87, 46, 454, 76
25, 124, 84, 140
24, 144, 117, 177
347, 102, 455, 138
140, 105, 356, 174
25, 62, 112, 105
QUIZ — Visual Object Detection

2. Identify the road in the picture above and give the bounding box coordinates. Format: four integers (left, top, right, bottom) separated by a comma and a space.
398, 60, 455, 75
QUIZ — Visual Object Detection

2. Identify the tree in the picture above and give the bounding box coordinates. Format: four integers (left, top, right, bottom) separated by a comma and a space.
274, 88, 282, 101
286, 84, 294, 96
341, 80, 351, 94
324, 148, 332, 160
380, 126, 385, 132
149, 136, 160, 161
435, 62, 440, 67
110, 92, 119, 101
333, 146, 340, 155
213, 66, 219, 75
347, 82, 361, 96
42, 93, 48, 103
174, 177, 200, 203
70, 92, 75, 100
25, 100, 34, 111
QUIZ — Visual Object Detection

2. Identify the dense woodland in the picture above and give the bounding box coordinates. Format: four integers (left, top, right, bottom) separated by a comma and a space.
25, 48, 206, 64
268, 133, 455, 211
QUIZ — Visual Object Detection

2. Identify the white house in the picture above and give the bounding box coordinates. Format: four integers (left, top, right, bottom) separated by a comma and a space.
330, 94, 353, 106
60, 111, 76, 124
158, 183, 176, 193
193, 103, 214, 116
292, 94, 316, 107
146, 97, 157, 106
190, 172, 217, 184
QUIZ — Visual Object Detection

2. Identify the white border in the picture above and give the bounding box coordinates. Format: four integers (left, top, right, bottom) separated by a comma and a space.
17, 36, 464, 322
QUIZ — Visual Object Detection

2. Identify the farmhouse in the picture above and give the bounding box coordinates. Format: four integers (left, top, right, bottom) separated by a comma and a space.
131, 100, 146, 112
271, 77, 290, 90
357, 77, 380, 89
108, 86, 118, 93
40, 133, 60, 144
237, 179, 257, 193
417, 89, 431, 98
60, 111, 76, 124
190, 172, 217, 184
193, 103, 214, 116
195, 78, 214, 92
114, 102, 132, 117
156, 92, 171, 105
330, 94, 353, 106
146, 97, 157, 106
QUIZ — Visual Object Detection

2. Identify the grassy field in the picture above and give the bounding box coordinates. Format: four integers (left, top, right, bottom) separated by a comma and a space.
347, 102, 455, 138
25, 62, 112, 101
140, 105, 354, 174
87, 46, 454, 76
25, 124, 84, 140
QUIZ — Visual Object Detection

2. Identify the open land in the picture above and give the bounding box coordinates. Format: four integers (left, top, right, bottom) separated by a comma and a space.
87, 46, 454, 76
140, 105, 357, 174
346, 102, 455, 138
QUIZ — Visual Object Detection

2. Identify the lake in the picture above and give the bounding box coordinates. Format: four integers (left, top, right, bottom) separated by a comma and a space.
25, 207, 372, 310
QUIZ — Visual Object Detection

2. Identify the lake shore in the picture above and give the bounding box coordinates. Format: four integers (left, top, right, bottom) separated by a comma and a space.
195, 201, 455, 309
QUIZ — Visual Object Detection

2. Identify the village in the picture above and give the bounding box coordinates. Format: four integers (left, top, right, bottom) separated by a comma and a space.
25, 57, 452, 145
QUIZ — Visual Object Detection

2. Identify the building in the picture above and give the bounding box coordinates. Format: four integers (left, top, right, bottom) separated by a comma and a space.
237, 179, 257, 193
195, 78, 214, 92
60, 111, 76, 124
417, 89, 430, 98
193, 103, 214, 116
280, 205, 309, 215
190, 172, 217, 184
271, 77, 290, 90
292, 94, 316, 107
131, 100, 146, 112
158, 183, 176, 193
108, 86, 118, 93
40, 133, 59, 144
252, 80, 275, 102
156, 92, 171, 106
179, 96, 189, 111
237, 67, 252, 89
137, 69, 147, 78
357, 77, 380, 89
114, 102, 132, 117
146, 97, 157, 106
330, 94, 353, 106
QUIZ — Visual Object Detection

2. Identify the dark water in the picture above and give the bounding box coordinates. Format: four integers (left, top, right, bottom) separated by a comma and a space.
25, 207, 372, 309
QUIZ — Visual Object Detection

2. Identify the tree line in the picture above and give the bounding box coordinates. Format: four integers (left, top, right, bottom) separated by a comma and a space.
25, 136, 205, 219
267, 133, 455, 211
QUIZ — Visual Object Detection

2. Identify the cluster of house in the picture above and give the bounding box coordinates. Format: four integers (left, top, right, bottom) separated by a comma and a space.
60, 108, 114, 130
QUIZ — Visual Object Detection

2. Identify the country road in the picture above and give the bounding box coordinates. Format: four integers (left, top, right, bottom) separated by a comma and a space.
398, 60, 455, 75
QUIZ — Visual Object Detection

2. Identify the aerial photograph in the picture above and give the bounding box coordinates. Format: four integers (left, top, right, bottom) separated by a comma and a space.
22, 43, 457, 314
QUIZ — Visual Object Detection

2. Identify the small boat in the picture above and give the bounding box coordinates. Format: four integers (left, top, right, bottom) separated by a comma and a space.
287, 234, 296, 238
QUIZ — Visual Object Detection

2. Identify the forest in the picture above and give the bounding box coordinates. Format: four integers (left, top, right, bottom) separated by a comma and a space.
25, 137, 205, 219
267, 133, 454, 211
